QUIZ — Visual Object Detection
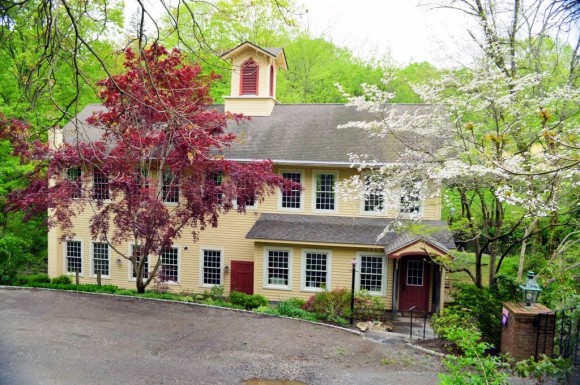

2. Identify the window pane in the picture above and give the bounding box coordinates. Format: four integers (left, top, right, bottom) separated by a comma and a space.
406, 260, 424, 286
400, 180, 421, 213
161, 247, 179, 282
92, 169, 109, 200
268, 250, 289, 286
162, 169, 179, 203
364, 175, 384, 212
203, 249, 221, 285
360, 256, 383, 293
281, 172, 301, 209
315, 173, 335, 210
67, 168, 82, 199
305, 252, 327, 288
66, 241, 82, 273
93, 242, 109, 276
209, 172, 223, 205
131, 245, 148, 279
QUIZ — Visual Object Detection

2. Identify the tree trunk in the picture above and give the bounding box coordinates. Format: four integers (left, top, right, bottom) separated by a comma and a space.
518, 218, 538, 281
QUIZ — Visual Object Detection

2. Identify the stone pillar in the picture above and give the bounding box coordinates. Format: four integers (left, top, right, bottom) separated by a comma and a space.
500, 302, 556, 363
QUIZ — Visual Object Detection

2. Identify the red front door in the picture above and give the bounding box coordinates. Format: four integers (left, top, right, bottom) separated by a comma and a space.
399, 256, 431, 312
231, 261, 254, 295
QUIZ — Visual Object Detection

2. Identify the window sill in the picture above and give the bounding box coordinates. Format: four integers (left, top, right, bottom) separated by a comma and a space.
264, 285, 292, 291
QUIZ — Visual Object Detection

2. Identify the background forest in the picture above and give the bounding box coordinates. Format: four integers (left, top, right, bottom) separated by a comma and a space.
0, 0, 578, 313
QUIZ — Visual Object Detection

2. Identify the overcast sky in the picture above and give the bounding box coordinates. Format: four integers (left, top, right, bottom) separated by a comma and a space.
297, 0, 478, 66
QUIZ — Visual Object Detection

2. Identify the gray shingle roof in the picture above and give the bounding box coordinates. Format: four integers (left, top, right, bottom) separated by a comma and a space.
219, 103, 434, 164
61, 103, 436, 165
246, 213, 455, 253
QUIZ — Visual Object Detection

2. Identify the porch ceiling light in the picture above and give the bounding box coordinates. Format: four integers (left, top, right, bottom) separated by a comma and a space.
520, 271, 541, 307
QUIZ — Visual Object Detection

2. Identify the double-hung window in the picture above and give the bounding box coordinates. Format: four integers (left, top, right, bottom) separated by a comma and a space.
161, 247, 179, 283
357, 254, 386, 295
201, 249, 222, 286
130, 244, 148, 279
265, 248, 291, 288
92, 169, 110, 200
162, 169, 179, 203
400, 180, 421, 214
92, 242, 110, 277
280, 171, 302, 209
314, 172, 337, 212
363, 175, 385, 213
65, 240, 82, 274
236, 180, 256, 208
302, 250, 330, 291
67, 167, 82, 199
208, 172, 223, 205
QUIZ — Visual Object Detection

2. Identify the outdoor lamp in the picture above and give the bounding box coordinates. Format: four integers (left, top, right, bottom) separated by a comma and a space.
520, 271, 541, 307
350, 258, 357, 325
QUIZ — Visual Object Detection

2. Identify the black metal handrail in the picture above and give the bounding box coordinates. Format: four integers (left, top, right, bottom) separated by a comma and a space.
409, 306, 428, 340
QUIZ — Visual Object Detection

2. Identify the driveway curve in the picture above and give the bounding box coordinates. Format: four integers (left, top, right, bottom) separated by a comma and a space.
0, 288, 442, 385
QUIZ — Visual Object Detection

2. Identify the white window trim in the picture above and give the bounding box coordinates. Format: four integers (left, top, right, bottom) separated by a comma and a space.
406, 259, 425, 287
199, 246, 224, 288
278, 169, 305, 211
160, 169, 180, 206
312, 170, 339, 213
90, 241, 111, 279
127, 243, 150, 282
63, 239, 83, 276
355, 252, 387, 296
159, 246, 181, 285
263, 246, 293, 290
300, 249, 332, 292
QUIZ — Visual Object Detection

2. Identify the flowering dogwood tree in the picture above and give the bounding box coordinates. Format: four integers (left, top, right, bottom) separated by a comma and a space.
0, 44, 292, 293
338, 0, 580, 288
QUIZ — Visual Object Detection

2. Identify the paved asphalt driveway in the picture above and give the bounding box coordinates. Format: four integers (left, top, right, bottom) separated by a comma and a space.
0, 288, 442, 385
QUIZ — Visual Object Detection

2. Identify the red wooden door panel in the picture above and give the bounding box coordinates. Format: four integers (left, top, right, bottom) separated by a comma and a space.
231, 261, 254, 295
399, 257, 431, 312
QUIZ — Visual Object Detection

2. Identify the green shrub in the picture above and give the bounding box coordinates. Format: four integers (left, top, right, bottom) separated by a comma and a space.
0, 234, 35, 284
115, 289, 137, 296
304, 287, 351, 319
51, 275, 72, 285
515, 355, 572, 384
229, 291, 268, 310
202, 285, 224, 301
354, 290, 386, 321
431, 307, 475, 340
15, 273, 50, 285
438, 326, 509, 385
281, 297, 306, 309
451, 284, 503, 346
23, 282, 118, 293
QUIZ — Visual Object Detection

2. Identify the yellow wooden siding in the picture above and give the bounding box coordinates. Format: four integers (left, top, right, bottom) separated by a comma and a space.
223, 97, 275, 116
48, 164, 442, 304
253, 242, 395, 309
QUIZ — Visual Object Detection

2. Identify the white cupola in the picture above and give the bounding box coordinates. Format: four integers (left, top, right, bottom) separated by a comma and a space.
220, 41, 287, 117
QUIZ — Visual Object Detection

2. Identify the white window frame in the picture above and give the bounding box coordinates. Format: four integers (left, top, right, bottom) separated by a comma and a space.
160, 246, 181, 284
355, 252, 387, 296
360, 175, 386, 215
128, 243, 149, 282
263, 247, 293, 290
199, 247, 224, 288
90, 241, 111, 278
312, 170, 339, 213
233, 180, 257, 210
278, 169, 304, 211
406, 259, 425, 287
66, 167, 83, 199
300, 249, 332, 292
63, 239, 83, 276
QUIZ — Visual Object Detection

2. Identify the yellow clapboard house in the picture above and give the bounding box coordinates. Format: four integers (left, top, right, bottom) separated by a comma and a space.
47, 42, 454, 313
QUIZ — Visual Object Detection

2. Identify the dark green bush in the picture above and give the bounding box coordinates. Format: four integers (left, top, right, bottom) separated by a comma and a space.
431, 307, 476, 340
115, 289, 137, 296
449, 284, 503, 347
50, 275, 73, 285
354, 291, 386, 321
229, 291, 268, 309
15, 273, 50, 285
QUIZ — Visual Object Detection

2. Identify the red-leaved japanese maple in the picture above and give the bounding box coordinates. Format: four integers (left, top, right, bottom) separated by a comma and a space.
0, 44, 292, 293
